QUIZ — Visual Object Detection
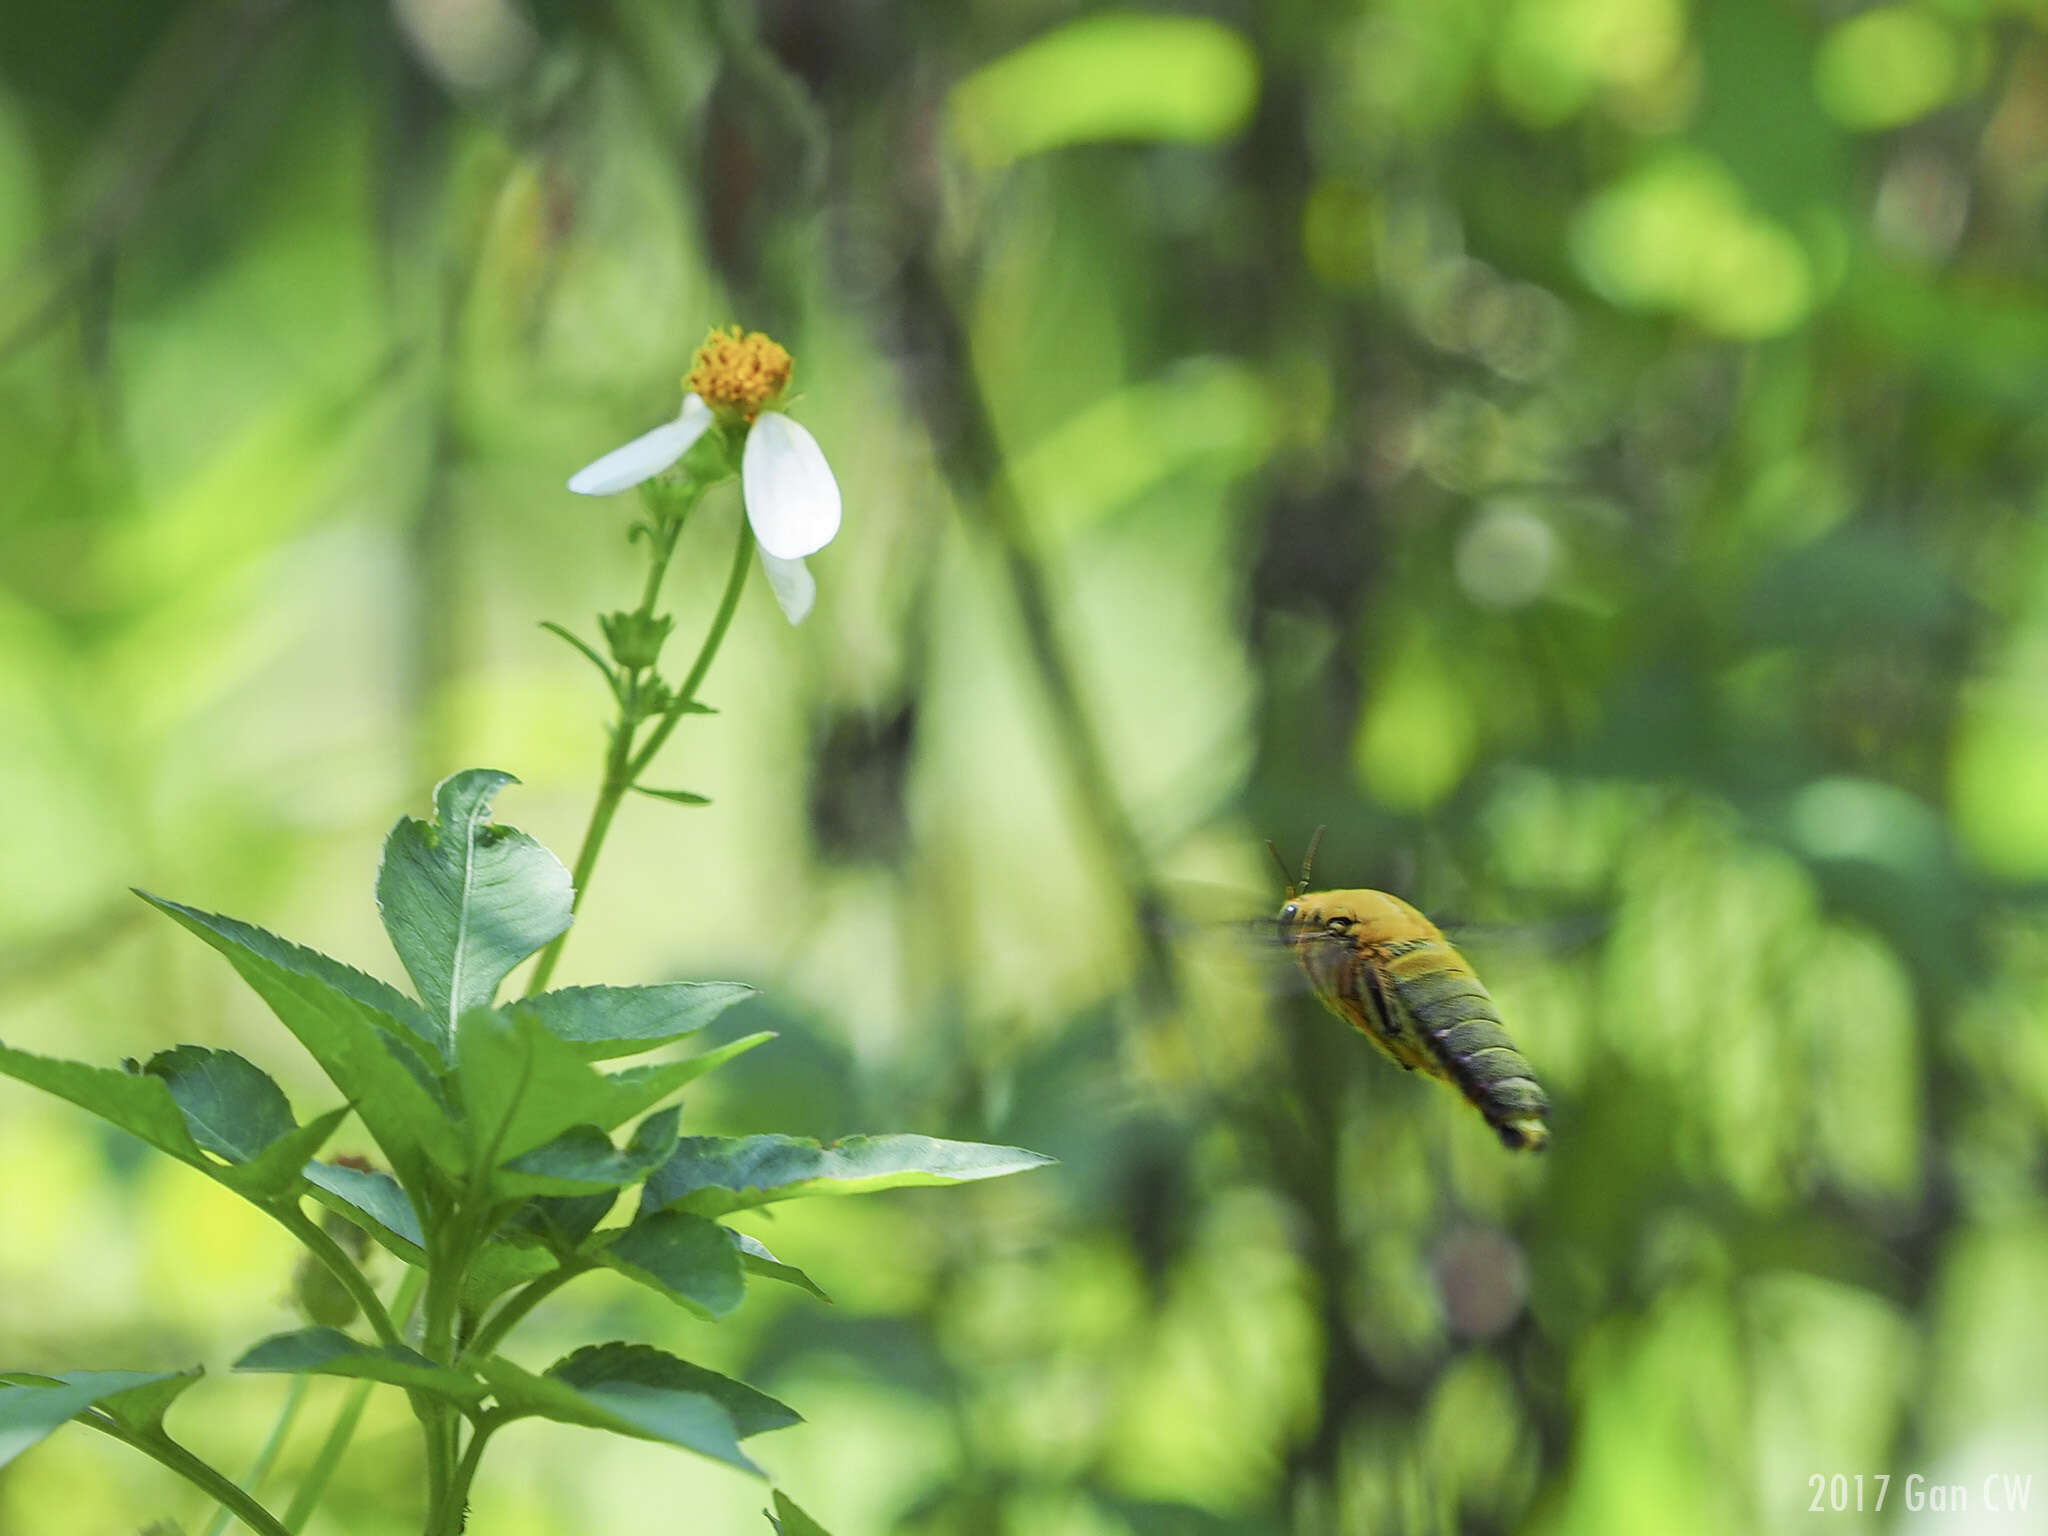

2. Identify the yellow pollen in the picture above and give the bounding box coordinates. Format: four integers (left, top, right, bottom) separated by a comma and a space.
686, 326, 793, 420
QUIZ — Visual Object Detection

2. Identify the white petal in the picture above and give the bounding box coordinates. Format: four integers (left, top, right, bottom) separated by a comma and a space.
567, 396, 713, 495
741, 411, 841, 559
759, 551, 816, 625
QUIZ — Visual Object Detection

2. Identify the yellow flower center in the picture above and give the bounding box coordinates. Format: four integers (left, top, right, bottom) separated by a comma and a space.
686, 326, 793, 421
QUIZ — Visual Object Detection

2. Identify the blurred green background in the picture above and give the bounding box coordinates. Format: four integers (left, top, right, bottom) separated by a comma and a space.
4, 0, 2047, 1532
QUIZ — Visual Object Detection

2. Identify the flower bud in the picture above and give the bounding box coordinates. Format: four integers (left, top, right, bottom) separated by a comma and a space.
599, 610, 675, 670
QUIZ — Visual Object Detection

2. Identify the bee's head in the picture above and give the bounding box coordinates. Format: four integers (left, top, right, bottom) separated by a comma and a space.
1276, 892, 1360, 945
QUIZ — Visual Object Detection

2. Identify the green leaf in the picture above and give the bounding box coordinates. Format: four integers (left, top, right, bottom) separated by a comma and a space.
503, 1192, 617, 1252
457, 1008, 628, 1165
480, 1343, 796, 1475
632, 786, 712, 806
304, 1160, 425, 1263
136, 891, 441, 1057
539, 621, 619, 692
599, 1033, 777, 1120
457, 1010, 773, 1169
143, 1046, 353, 1198
498, 1108, 682, 1198
0, 1042, 341, 1201
306, 1158, 564, 1308
731, 1231, 831, 1304
230, 1105, 353, 1197
480, 1354, 757, 1476
0, 1369, 202, 1468
768, 1491, 834, 1536
234, 1329, 486, 1407
516, 983, 756, 1060
137, 895, 463, 1188
140, 1046, 294, 1159
642, 1134, 1056, 1219
463, 1242, 560, 1313
375, 770, 573, 1037
594, 1210, 745, 1319
550, 1343, 797, 1438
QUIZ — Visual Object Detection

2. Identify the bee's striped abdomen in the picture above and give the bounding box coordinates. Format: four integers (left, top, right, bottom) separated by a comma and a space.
1280, 886, 1553, 1152
1381, 946, 1550, 1151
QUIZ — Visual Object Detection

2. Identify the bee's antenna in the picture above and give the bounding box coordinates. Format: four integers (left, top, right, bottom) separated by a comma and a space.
1298, 825, 1325, 894
1264, 839, 1297, 898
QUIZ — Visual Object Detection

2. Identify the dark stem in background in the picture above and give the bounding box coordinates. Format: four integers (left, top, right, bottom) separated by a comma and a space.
889, 249, 1183, 1012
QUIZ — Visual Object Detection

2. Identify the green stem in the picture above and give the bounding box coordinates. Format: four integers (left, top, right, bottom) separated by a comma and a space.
523, 720, 635, 996
525, 510, 755, 995
200, 1377, 307, 1536
460, 1264, 583, 1365
77, 1417, 291, 1536
282, 1382, 372, 1533
280, 1267, 425, 1532
274, 1206, 400, 1348
627, 515, 754, 780
430, 1415, 502, 1536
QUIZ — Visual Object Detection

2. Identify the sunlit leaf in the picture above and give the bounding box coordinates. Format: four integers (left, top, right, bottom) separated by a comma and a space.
515, 982, 757, 1061
641, 1134, 1054, 1219
375, 769, 573, 1037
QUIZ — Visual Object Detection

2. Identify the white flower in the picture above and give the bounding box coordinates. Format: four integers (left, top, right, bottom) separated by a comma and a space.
567, 393, 841, 625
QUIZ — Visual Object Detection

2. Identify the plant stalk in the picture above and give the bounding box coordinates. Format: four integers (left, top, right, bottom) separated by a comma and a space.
280, 1267, 425, 1532
525, 510, 755, 994
200, 1376, 307, 1536
78, 1417, 291, 1536
460, 1264, 583, 1366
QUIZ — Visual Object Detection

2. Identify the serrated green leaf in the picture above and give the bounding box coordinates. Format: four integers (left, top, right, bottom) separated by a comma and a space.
769, 1490, 834, 1536
480, 1344, 794, 1475
498, 1107, 682, 1198
731, 1231, 831, 1303
480, 1354, 757, 1475
0, 1043, 340, 1201
550, 1343, 797, 1437
233, 1329, 485, 1407
456, 1008, 624, 1165
140, 1046, 295, 1160
135, 892, 441, 1056
515, 983, 756, 1061
233, 1105, 352, 1196
600, 1032, 777, 1119
503, 1192, 617, 1252
375, 770, 573, 1038
463, 1241, 560, 1313
304, 1161, 426, 1263
0, 1042, 204, 1165
595, 1210, 745, 1319
641, 1134, 1056, 1219
137, 895, 463, 1189
0, 1370, 202, 1468
459, 1012, 769, 1171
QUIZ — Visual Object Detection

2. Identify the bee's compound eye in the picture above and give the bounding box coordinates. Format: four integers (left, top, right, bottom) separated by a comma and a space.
1281, 904, 1298, 921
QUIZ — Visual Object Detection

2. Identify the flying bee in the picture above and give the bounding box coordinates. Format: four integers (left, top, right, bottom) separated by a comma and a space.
1272, 831, 1551, 1152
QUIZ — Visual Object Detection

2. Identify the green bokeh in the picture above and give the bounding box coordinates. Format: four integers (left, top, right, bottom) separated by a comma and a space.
2, 0, 2045, 1532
